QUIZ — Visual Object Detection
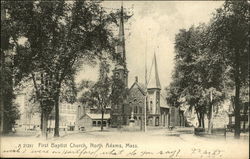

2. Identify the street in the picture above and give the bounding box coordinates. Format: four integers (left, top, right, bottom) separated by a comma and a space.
1, 127, 248, 158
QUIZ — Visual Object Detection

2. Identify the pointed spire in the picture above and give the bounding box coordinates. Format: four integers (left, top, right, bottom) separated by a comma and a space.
116, 3, 126, 67
147, 52, 161, 90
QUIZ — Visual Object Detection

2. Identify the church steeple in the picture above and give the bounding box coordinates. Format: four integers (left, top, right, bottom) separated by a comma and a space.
147, 53, 161, 90
113, 3, 128, 88
110, 3, 129, 128
116, 4, 126, 68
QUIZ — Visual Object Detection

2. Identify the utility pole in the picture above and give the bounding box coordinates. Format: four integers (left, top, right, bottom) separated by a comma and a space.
143, 28, 149, 132
208, 90, 213, 134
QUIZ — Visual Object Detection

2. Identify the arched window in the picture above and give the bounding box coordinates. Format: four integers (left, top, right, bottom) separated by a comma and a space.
135, 106, 138, 114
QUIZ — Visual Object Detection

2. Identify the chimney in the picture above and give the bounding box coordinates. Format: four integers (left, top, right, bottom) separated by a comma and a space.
135, 76, 138, 82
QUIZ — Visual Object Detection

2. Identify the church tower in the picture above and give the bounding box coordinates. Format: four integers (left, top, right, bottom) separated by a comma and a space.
111, 4, 129, 127
112, 5, 128, 87
147, 53, 161, 126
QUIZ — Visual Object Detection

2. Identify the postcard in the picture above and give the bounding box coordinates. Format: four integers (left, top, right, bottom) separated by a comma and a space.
1, 1, 249, 158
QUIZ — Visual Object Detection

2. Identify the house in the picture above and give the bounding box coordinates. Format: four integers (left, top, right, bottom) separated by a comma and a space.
77, 113, 110, 130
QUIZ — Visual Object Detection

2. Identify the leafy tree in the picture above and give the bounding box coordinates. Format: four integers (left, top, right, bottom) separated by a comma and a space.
168, 1, 249, 136
207, 0, 249, 138
94, 59, 111, 131
79, 72, 130, 129
171, 26, 207, 128
0, 3, 20, 134
3, 0, 118, 137
0, 52, 20, 133
168, 25, 226, 129
78, 58, 111, 131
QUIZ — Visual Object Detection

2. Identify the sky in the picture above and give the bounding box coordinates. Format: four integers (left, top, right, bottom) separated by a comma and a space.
75, 1, 224, 89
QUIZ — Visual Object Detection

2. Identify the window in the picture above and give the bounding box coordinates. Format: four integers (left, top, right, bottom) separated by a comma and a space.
103, 121, 106, 126
92, 121, 96, 126
150, 101, 153, 112
97, 121, 101, 126
155, 117, 159, 126
134, 106, 138, 113
139, 107, 142, 113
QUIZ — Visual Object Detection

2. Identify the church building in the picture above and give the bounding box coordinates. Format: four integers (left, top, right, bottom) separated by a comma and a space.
77, 5, 185, 130
125, 54, 170, 128
109, 5, 185, 129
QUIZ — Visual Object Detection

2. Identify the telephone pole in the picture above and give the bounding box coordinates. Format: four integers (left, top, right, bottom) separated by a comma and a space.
144, 41, 147, 132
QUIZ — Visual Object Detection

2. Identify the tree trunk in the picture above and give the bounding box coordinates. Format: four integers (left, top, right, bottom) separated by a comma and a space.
208, 102, 213, 134
179, 110, 181, 126
208, 117, 211, 133
196, 111, 201, 127
234, 48, 241, 139
40, 111, 43, 130
243, 106, 246, 132
41, 112, 48, 139
0, 51, 5, 134
0, 3, 7, 135
101, 109, 104, 131
54, 91, 60, 137
201, 113, 205, 129
54, 75, 62, 137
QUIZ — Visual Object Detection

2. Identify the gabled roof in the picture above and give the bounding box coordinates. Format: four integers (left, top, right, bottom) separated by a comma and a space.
147, 53, 161, 89
129, 81, 146, 96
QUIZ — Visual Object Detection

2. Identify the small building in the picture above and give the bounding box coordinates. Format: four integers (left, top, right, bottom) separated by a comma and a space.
78, 113, 110, 130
